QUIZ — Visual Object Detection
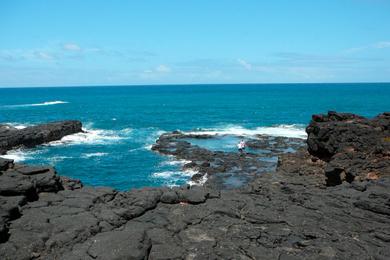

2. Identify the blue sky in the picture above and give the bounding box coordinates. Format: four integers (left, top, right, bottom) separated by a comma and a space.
1, 0, 390, 87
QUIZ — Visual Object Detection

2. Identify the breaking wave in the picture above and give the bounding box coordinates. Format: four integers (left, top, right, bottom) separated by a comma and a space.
1, 149, 44, 162
4, 100, 68, 108
186, 124, 307, 139
46, 125, 132, 146
82, 152, 108, 158
1, 122, 31, 129
152, 169, 200, 187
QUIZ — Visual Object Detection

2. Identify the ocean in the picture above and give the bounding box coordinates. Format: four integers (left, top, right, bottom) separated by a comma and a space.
0, 83, 389, 190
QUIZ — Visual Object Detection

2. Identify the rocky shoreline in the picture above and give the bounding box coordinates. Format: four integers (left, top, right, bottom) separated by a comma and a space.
0, 112, 389, 259
0, 121, 82, 155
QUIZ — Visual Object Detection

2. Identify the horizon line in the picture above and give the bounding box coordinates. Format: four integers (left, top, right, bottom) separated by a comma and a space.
0, 81, 390, 89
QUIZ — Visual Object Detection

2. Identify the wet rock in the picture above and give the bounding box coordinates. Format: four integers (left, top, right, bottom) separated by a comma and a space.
152, 130, 306, 188
0, 120, 82, 152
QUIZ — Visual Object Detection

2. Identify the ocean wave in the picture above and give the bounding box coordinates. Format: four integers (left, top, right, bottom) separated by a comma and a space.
1, 122, 31, 129
152, 170, 193, 178
188, 173, 208, 186
1, 149, 43, 162
159, 159, 191, 167
5, 100, 68, 108
127, 128, 165, 151
185, 124, 307, 139
47, 129, 121, 146
46, 126, 132, 146
144, 130, 166, 150
48, 156, 73, 164
82, 152, 108, 158
152, 169, 198, 187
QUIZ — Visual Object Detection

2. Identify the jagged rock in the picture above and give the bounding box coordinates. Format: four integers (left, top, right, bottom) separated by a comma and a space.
0, 112, 389, 259
0, 120, 82, 152
152, 131, 306, 188
307, 111, 390, 185
0, 158, 13, 171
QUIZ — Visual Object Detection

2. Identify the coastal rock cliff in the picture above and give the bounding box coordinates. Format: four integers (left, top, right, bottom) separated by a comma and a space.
0, 121, 82, 155
0, 113, 389, 259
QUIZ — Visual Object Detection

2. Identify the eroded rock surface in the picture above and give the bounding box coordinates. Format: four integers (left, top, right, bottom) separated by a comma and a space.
0, 121, 82, 154
152, 131, 305, 189
0, 112, 389, 259
307, 111, 390, 185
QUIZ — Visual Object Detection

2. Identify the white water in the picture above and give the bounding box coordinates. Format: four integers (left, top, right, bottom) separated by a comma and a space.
2, 122, 31, 129
152, 168, 201, 187
186, 124, 307, 139
5, 100, 68, 108
2, 149, 44, 162
46, 126, 132, 146
82, 152, 108, 158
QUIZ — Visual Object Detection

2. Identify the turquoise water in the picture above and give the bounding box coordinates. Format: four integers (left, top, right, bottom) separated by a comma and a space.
0, 83, 389, 190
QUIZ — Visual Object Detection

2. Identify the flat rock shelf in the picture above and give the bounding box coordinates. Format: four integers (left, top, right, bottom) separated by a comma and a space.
0, 111, 389, 259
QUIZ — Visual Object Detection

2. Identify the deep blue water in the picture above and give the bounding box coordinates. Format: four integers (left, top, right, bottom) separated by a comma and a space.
0, 83, 389, 190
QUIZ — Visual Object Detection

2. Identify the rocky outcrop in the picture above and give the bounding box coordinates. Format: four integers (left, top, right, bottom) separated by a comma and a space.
0, 112, 389, 259
307, 111, 390, 185
0, 121, 82, 154
152, 131, 305, 189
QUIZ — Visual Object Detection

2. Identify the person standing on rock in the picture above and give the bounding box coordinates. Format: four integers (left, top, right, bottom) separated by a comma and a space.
237, 139, 246, 154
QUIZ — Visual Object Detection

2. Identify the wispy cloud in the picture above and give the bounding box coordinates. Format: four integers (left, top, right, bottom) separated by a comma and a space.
63, 43, 82, 51
155, 64, 171, 73
0, 49, 57, 62
237, 58, 253, 71
32, 51, 55, 60
344, 40, 390, 53
0, 42, 156, 64
140, 64, 172, 79
374, 41, 390, 49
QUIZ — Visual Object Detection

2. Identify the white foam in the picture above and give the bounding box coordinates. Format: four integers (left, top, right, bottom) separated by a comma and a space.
48, 156, 73, 164
46, 126, 131, 146
152, 169, 197, 178
159, 159, 191, 167
5, 101, 68, 108
119, 128, 133, 135
129, 147, 143, 152
1, 151, 28, 162
2, 149, 42, 162
143, 130, 166, 150
186, 124, 307, 139
82, 152, 108, 158
30, 101, 68, 106
188, 173, 208, 186
144, 144, 153, 150
1, 122, 31, 129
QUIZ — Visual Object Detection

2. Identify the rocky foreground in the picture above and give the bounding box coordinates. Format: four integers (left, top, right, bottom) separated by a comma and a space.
0, 112, 389, 259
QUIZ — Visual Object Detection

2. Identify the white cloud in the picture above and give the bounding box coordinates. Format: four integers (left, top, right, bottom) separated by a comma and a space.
33, 51, 54, 60
155, 64, 171, 73
374, 41, 390, 49
63, 43, 82, 51
237, 58, 252, 70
